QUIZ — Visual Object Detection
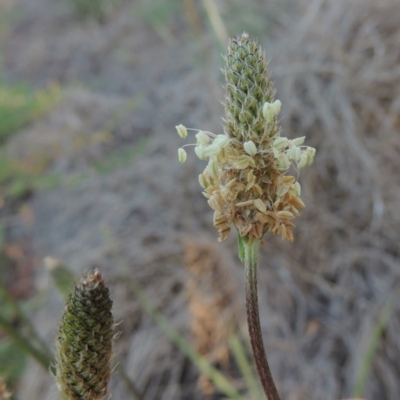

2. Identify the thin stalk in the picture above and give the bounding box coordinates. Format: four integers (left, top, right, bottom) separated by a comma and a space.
243, 239, 281, 400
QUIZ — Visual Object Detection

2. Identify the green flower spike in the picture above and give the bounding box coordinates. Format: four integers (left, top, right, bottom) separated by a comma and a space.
55, 269, 114, 400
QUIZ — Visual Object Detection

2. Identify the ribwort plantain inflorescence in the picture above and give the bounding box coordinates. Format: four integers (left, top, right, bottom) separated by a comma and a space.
54, 269, 114, 400
176, 33, 317, 400
176, 33, 315, 243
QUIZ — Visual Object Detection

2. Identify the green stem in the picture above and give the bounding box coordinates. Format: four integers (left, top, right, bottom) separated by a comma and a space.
243, 238, 281, 400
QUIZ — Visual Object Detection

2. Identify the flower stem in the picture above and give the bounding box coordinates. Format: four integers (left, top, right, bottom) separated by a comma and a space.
243, 238, 281, 400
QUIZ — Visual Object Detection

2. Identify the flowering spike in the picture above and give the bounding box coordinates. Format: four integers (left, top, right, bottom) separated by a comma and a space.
175, 33, 316, 242
224, 35, 275, 140
54, 270, 114, 400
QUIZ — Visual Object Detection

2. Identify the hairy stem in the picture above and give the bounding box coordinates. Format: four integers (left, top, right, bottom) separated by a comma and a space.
243, 238, 281, 400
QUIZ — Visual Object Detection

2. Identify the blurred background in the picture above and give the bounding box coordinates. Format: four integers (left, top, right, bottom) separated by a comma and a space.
0, 0, 399, 399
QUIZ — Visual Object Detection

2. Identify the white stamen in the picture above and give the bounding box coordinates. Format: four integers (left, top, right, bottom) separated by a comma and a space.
291, 136, 305, 147
306, 147, 316, 165
178, 148, 187, 163
196, 131, 210, 145
195, 145, 207, 160
263, 100, 281, 122
213, 135, 229, 147
176, 124, 188, 138
273, 137, 289, 150
297, 152, 308, 169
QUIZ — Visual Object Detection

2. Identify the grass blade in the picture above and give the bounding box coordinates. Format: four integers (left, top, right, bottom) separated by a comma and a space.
352, 290, 400, 397
230, 333, 262, 400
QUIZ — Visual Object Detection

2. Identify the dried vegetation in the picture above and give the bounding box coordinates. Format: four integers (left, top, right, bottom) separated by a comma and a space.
2, 0, 400, 399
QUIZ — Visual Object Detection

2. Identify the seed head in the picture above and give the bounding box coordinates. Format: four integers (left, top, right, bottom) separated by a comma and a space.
54, 269, 114, 400
176, 34, 316, 242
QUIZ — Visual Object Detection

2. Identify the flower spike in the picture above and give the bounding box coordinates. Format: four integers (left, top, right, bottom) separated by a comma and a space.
176, 33, 316, 242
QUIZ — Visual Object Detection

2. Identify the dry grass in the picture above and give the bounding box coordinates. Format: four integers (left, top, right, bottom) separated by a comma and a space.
3, 0, 400, 399
183, 239, 237, 395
